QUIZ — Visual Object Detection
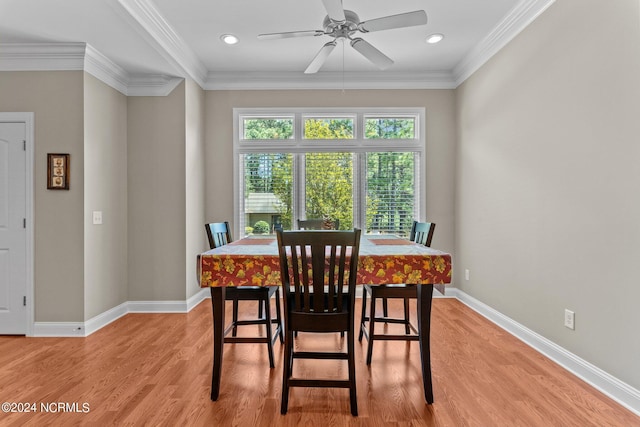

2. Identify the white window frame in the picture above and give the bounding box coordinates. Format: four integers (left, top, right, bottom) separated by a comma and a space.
233, 107, 426, 237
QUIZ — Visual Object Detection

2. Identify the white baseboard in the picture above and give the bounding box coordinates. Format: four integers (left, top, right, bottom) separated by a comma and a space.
33, 322, 86, 337
32, 289, 211, 337
84, 302, 129, 336
128, 288, 210, 313
34, 303, 129, 337
127, 300, 188, 313
187, 288, 210, 310
453, 288, 640, 417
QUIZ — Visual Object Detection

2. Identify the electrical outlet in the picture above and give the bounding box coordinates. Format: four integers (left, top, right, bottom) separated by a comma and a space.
92, 211, 103, 225
564, 309, 575, 330
464, 269, 470, 281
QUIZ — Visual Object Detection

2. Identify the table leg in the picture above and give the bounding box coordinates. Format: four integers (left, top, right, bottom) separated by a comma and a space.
210, 287, 226, 401
417, 284, 434, 404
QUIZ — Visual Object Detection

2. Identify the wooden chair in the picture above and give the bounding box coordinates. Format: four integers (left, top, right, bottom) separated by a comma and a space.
297, 218, 340, 230
358, 221, 435, 365
276, 229, 361, 416
205, 222, 283, 368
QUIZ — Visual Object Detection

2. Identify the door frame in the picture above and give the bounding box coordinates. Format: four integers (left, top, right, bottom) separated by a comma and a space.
0, 112, 34, 336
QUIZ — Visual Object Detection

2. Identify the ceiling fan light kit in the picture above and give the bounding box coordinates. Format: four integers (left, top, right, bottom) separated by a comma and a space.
426, 33, 444, 44
220, 34, 239, 45
258, 0, 428, 74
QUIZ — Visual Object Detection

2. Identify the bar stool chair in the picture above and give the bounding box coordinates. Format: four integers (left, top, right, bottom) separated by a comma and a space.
205, 222, 283, 368
276, 229, 361, 416
358, 221, 435, 365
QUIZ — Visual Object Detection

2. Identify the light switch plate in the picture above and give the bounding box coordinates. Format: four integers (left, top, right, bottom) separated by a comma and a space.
564, 309, 575, 330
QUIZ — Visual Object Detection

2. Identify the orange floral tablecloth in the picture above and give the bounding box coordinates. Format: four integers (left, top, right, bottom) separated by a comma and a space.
198, 235, 451, 288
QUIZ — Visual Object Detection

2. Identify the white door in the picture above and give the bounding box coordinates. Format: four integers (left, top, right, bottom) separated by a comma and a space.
0, 122, 27, 334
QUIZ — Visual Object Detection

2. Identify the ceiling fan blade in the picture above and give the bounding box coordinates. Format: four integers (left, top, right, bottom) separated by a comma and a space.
358, 10, 427, 33
350, 38, 394, 70
304, 41, 337, 74
258, 30, 325, 40
321, 0, 346, 23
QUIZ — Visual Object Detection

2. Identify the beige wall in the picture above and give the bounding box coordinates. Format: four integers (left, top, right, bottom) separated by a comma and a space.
1, 71, 198, 319
204, 89, 457, 255
185, 79, 206, 299
83, 73, 128, 319
127, 82, 187, 301
455, 0, 640, 389
0, 71, 85, 322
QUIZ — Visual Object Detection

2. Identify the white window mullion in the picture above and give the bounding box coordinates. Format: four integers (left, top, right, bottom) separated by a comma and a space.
353, 153, 366, 230
293, 153, 305, 227
415, 152, 424, 222
354, 112, 363, 141
236, 154, 245, 237
294, 112, 303, 140
293, 113, 304, 229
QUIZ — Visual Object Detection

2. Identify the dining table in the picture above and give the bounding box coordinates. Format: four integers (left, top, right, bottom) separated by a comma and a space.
197, 233, 452, 404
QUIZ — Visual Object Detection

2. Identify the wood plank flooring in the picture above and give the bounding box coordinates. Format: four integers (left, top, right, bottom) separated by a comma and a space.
0, 297, 638, 426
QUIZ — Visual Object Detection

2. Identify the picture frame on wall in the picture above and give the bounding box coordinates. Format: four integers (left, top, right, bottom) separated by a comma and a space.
47, 153, 70, 190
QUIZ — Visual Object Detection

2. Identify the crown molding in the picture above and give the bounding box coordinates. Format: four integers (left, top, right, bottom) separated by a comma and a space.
0, 42, 183, 96
0, 42, 86, 70
205, 70, 457, 90
453, 0, 556, 86
115, 0, 208, 87
84, 44, 130, 94
127, 74, 184, 96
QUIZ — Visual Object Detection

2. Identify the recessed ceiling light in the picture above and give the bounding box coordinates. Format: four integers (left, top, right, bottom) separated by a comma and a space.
220, 34, 239, 45
426, 33, 444, 44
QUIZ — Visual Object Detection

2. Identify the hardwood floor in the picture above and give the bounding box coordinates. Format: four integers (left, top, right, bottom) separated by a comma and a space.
0, 297, 638, 426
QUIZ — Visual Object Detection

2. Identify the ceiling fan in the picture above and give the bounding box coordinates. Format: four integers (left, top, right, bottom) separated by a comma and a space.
257, 0, 428, 74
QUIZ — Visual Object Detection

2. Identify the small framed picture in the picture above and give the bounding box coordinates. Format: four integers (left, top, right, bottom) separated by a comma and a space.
47, 153, 70, 190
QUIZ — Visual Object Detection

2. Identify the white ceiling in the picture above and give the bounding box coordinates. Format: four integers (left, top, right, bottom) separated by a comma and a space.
0, 0, 555, 92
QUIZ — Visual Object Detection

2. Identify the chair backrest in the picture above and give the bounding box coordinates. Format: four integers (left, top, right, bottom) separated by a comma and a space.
205, 222, 233, 249
409, 221, 435, 247
297, 218, 340, 230
276, 229, 361, 315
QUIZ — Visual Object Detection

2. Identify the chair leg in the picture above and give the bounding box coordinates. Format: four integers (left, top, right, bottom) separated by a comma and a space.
281, 330, 294, 414
258, 296, 264, 319
348, 330, 358, 416
264, 298, 275, 369
358, 286, 368, 342
366, 293, 376, 365
274, 289, 284, 343
382, 297, 388, 318
232, 297, 239, 337
403, 297, 411, 334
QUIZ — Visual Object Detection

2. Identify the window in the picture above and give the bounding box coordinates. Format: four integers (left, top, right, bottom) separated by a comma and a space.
303, 117, 354, 139
366, 152, 416, 234
234, 108, 424, 237
242, 117, 293, 140
365, 117, 416, 139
